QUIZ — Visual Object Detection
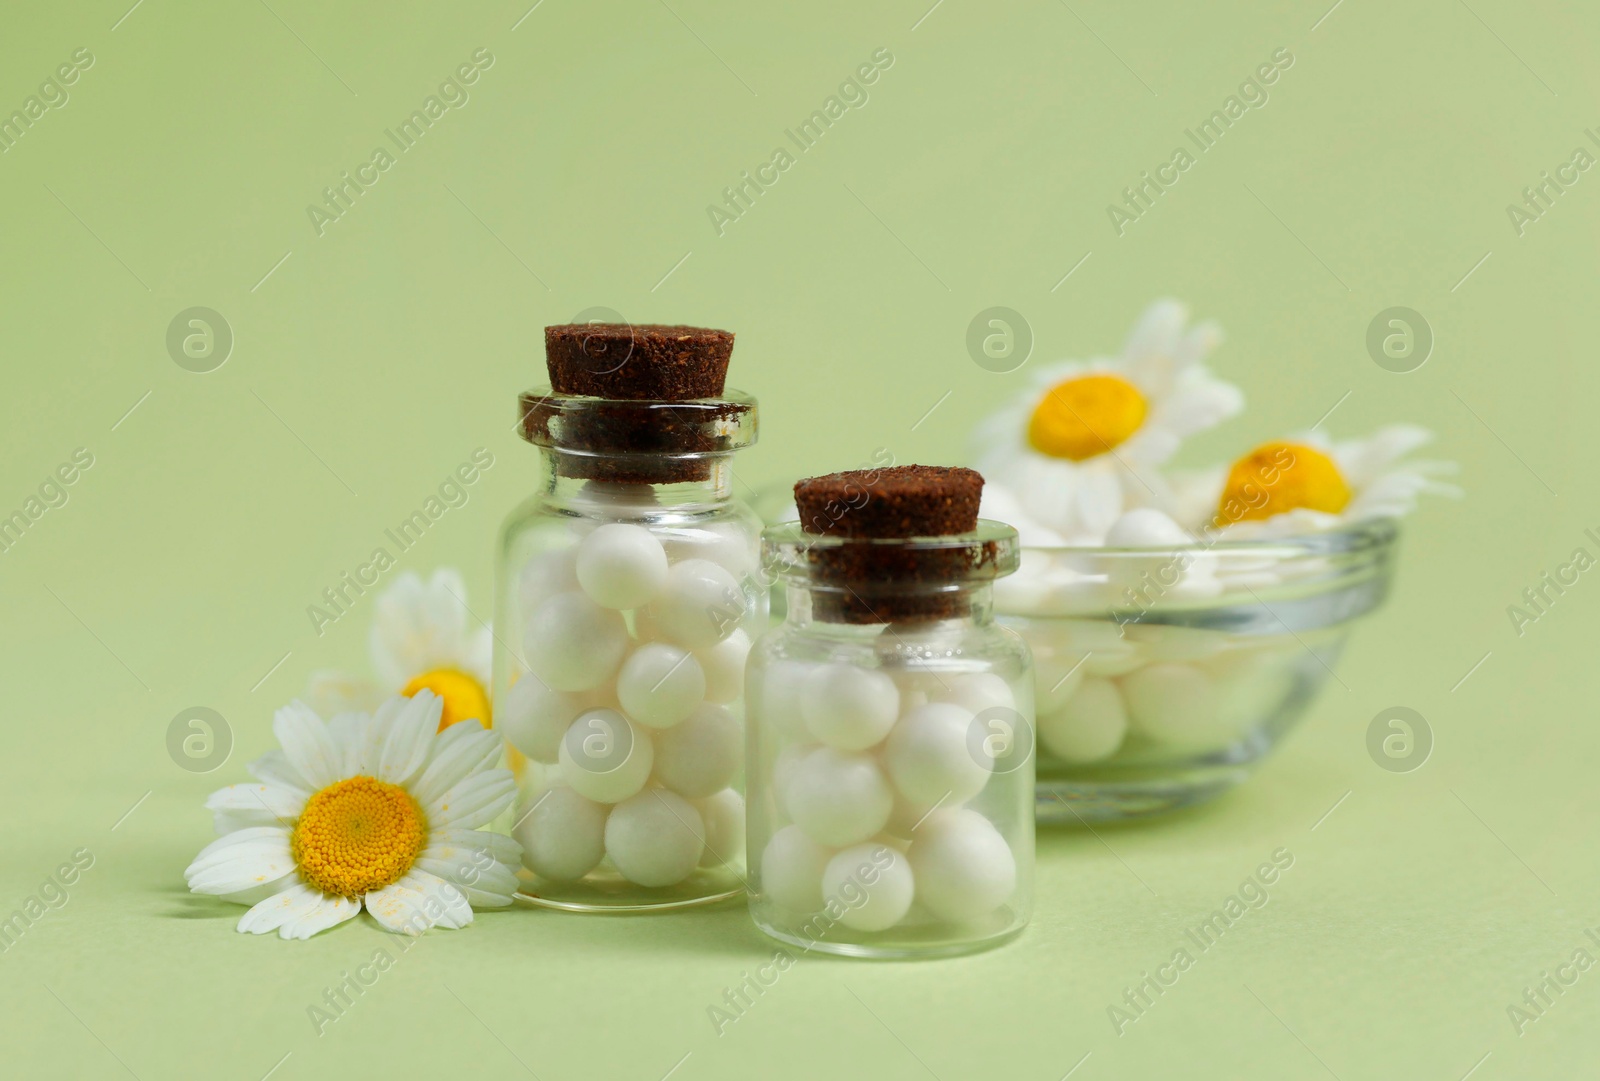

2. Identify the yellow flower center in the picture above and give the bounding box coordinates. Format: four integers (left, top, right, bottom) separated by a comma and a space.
1027, 374, 1148, 461
1215, 441, 1351, 525
401, 667, 491, 731
291, 776, 427, 899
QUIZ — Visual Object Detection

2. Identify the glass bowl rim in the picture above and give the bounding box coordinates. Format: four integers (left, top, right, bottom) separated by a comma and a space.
1018, 515, 1399, 561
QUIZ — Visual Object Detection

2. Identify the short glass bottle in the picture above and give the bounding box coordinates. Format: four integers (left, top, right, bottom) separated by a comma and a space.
494, 390, 764, 911
745, 521, 1035, 957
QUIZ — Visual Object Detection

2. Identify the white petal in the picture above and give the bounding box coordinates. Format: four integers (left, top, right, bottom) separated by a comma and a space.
238, 883, 360, 940
283, 893, 362, 940
464, 624, 494, 685
369, 569, 472, 688
425, 828, 522, 866
1147, 377, 1245, 440
365, 871, 473, 935
356, 697, 406, 775
1121, 299, 1189, 393
246, 750, 313, 799
220, 871, 299, 906
1066, 467, 1127, 543
1174, 320, 1223, 369
422, 769, 516, 831
376, 692, 440, 785
327, 712, 370, 776
273, 701, 344, 790
1167, 465, 1229, 531
411, 724, 503, 809
368, 572, 426, 689
1123, 298, 1188, 362
427, 567, 470, 615
205, 783, 305, 820
1334, 424, 1434, 486
412, 855, 519, 908
205, 783, 306, 832
417, 828, 523, 907
185, 827, 296, 895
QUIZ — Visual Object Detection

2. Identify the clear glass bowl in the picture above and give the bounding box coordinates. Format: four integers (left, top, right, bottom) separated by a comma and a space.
994, 519, 1399, 822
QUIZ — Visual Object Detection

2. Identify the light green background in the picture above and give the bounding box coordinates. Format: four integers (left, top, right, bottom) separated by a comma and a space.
2, 0, 1597, 1077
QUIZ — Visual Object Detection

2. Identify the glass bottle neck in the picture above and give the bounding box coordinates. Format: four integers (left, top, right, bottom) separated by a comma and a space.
538, 448, 738, 511
781, 581, 998, 632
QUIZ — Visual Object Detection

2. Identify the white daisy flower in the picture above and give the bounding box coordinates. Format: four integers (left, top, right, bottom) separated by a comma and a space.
972, 299, 1243, 544
185, 690, 520, 940
1189, 424, 1458, 539
307, 568, 493, 733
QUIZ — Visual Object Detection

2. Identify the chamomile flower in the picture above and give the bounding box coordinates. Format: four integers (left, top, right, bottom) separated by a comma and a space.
1193, 424, 1458, 539
308, 568, 493, 733
972, 300, 1243, 544
185, 690, 520, 939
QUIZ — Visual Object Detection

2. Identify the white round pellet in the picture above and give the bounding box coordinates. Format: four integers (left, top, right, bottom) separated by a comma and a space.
822, 844, 914, 932
1205, 647, 1298, 741
1120, 663, 1221, 750
652, 703, 743, 799
604, 789, 705, 887
906, 809, 1016, 923
883, 702, 991, 808
496, 675, 585, 764
644, 558, 743, 650
574, 480, 658, 509
1033, 652, 1087, 715
802, 664, 900, 751
707, 522, 759, 581
1082, 645, 1147, 678
760, 824, 831, 912
771, 742, 818, 814
576, 523, 669, 610
888, 668, 949, 700
513, 786, 607, 882
558, 710, 654, 804
518, 546, 579, 614
523, 592, 628, 692
939, 672, 1016, 716
1168, 569, 1224, 600
666, 521, 758, 581
697, 629, 751, 704
1123, 623, 1234, 662
753, 659, 817, 738
883, 789, 951, 839
694, 789, 746, 869
1029, 618, 1144, 677
784, 747, 893, 847
874, 621, 963, 669
615, 643, 706, 729
1038, 676, 1128, 763
991, 545, 1066, 614
1105, 508, 1195, 547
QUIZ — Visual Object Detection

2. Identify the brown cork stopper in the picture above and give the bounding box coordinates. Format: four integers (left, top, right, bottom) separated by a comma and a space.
793, 466, 991, 623
795, 465, 983, 538
529, 323, 741, 484
544, 324, 734, 400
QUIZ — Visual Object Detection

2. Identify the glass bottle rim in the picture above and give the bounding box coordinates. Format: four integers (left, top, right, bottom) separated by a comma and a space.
517, 387, 758, 458
761, 519, 1021, 586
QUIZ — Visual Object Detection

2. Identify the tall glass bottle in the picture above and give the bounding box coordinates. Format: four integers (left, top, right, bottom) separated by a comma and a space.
746, 519, 1035, 956
494, 390, 763, 910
